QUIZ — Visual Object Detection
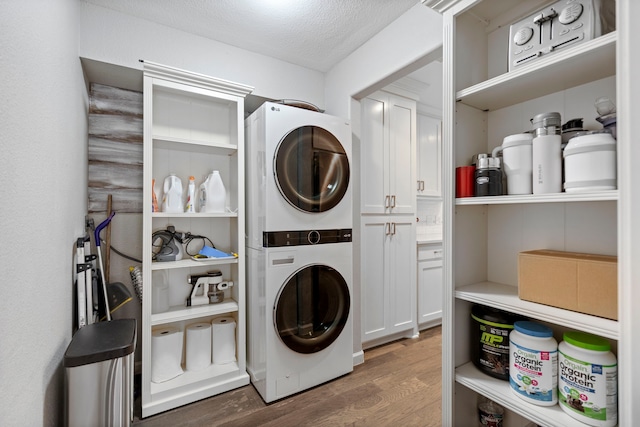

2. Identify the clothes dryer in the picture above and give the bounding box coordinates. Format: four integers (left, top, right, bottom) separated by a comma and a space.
246, 229, 353, 403
245, 102, 352, 249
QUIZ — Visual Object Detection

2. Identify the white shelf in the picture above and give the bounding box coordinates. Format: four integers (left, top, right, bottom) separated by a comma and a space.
153, 136, 238, 155
456, 32, 616, 111
151, 257, 238, 271
150, 362, 244, 396
456, 190, 618, 205
152, 212, 238, 218
151, 299, 239, 326
144, 367, 249, 416
456, 362, 590, 427
456, 282, 619, 340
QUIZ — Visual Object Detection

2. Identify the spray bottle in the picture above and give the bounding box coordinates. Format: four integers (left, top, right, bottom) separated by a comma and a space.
185, 176, 196, 213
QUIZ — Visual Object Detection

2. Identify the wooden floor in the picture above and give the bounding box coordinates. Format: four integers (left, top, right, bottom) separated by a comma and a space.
134, 326, 442, 427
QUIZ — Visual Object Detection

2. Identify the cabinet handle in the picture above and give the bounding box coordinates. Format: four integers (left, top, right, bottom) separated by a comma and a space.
385, 195, 390, 208
391, 195, 396, 208
385, 222, 391, 236
392, 222, 396, 235
421, 181, 425, 191
417, 180, 420, 191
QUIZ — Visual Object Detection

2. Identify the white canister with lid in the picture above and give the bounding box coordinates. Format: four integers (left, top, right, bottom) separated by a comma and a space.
509, 321, 558, 406
563, 130, 616, 192
558, 331, 617, 427
492, 133, 533, 195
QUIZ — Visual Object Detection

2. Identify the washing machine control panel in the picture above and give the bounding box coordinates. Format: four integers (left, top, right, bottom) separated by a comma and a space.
263, 229, 352, 247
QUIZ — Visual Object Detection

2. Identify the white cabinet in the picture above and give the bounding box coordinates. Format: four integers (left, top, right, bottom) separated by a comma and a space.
361, 216, 417, 348
360, 90, 418, 348
439, 1, 627, 426
360, 91, 417, 214
417, 244, 442, 329
416, 113, 441, 198
140, 61, 253, 417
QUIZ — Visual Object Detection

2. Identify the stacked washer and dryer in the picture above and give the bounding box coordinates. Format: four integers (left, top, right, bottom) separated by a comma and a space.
245, 102, 353, 403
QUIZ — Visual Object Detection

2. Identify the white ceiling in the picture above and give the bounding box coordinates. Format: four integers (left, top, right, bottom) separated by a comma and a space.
82, 0, 423, 73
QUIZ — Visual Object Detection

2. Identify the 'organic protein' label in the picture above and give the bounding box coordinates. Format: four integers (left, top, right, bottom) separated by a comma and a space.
558, 352, 618, 422
509, 342, 558, 403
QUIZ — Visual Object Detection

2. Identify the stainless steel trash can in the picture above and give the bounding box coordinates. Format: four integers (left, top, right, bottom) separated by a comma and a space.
64, 319, 136, 427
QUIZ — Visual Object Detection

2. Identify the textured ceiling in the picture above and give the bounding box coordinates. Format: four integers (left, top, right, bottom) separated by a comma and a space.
82, 0, 422, 72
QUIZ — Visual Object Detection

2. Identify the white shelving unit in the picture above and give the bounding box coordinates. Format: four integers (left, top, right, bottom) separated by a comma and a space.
141, 61, 253, 417
440, 1, 626, 426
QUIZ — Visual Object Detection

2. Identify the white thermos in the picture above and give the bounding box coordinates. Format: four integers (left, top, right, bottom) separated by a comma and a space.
531, 112, 562, 194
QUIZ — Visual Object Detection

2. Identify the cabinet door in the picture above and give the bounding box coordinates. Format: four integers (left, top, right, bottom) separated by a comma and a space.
417, 114, 441, 197
360, 95, 389, 214
361, 217, 417, 345
361, 218, 388, 342
418, 257, 443, 327
388, 219, 417, 332
388, 97, 417, 213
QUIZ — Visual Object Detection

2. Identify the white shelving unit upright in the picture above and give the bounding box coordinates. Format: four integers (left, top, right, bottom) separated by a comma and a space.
140, 61, 253, 417
438, 0, 635, 425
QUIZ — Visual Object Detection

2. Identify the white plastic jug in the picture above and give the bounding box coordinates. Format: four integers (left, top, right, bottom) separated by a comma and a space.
162, 174, 183, 213
199, 171, 226, 213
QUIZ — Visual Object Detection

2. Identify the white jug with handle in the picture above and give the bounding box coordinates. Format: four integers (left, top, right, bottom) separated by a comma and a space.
161, 174, 183, 213
199, 171, 226, 213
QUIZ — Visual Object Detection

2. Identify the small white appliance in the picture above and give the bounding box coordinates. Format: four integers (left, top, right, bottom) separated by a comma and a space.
245, 102, 352, 249
246, 230, 353, 403
508, 0, 615, 70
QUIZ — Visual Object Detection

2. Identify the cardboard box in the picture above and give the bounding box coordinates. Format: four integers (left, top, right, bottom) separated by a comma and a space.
518, 250, 617, 320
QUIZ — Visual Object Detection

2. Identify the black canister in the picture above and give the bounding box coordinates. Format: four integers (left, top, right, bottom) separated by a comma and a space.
470, 304, 523, 381
475, 154, 502, 196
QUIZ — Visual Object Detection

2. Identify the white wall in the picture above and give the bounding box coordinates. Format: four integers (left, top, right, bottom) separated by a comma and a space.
325, 4, 443, 118
78, 2, 325, 108
0, 0, 88, 425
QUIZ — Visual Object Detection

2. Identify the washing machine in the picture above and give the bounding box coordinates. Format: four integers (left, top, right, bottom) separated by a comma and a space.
246, 229, 353, 403
245, 102, 352, 249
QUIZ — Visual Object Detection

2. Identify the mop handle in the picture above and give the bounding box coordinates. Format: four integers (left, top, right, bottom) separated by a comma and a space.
94, 211, 116, 247
95, 212, 115, 321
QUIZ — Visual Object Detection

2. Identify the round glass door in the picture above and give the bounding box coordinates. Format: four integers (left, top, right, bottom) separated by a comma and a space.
274, 264, 350, 354
274, 126, 350, 213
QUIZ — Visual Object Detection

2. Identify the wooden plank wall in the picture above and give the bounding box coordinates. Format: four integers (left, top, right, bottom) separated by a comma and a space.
88, 83, 143, 213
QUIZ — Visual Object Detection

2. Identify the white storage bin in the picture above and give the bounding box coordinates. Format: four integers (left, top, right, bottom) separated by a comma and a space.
563, 130, 617, 192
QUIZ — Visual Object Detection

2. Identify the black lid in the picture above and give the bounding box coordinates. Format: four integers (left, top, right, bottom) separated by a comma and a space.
64, 319, 137, 367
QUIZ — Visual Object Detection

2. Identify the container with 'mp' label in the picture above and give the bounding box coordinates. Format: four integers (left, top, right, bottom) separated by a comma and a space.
509, 321, 558, 405
558, 331, 617, 427
470, 304, 523, 381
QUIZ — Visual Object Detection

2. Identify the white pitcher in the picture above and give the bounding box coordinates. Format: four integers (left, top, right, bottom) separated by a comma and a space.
199, 171, 226, 213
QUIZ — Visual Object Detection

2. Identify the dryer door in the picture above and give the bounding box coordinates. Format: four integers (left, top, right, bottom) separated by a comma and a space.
274, 264, 350, 354
274, 126, 350, 213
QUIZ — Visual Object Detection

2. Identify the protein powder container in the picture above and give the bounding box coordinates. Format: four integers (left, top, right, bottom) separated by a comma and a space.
558, 331, 618, 427
509, 321, 558, 406
471, 304, 522, 380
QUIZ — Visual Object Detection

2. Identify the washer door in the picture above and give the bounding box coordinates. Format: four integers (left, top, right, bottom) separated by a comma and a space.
274, 264, 350, 354
274, 126, 349, 213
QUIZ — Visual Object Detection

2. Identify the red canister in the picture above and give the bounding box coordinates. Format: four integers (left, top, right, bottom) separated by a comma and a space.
456, 166, 476, 198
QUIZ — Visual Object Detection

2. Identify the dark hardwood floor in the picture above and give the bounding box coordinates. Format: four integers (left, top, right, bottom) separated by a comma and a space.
134, 326, 442, 427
